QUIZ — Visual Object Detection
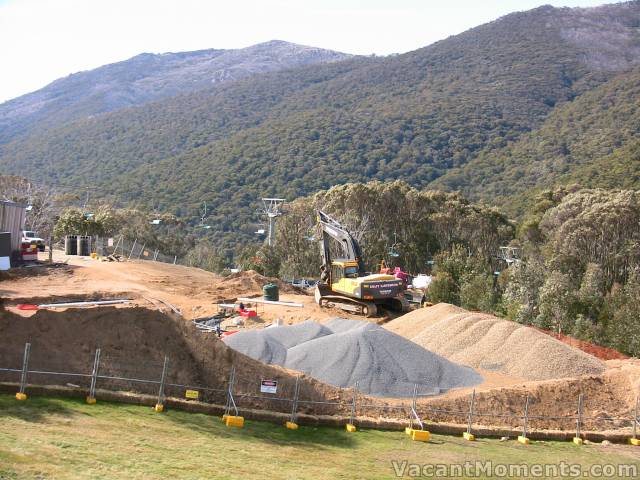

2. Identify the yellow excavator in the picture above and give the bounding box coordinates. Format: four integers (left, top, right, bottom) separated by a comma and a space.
314, 211, 409, 317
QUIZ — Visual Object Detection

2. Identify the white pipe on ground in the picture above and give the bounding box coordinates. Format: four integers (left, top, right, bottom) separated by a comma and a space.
237, 297, 304, 308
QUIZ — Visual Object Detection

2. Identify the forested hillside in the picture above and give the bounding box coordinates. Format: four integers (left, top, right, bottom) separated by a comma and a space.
433, 67, 640, 215
1, 2, 640, 238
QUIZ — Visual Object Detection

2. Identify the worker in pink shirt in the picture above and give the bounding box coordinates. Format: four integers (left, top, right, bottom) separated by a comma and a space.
394, 266, 409, 289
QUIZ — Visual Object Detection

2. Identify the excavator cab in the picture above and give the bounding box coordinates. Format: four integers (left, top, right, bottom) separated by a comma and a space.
330, 261, 363, 297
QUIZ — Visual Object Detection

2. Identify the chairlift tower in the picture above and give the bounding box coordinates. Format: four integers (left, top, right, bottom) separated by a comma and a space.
259, 198, 285, 247
498, 246, 521, 266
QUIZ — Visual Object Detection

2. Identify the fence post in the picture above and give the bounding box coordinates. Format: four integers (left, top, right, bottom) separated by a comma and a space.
519, 394, 531, 444
409, 383, 418, 430
87, 349, 101, 404
137, 242, 146, 259
464, 389, 476, 441
154, 356, 169, 412
224, 365, 238, 417
346, 381, 358, 432
632, 396, 638, 441
112, 235, 121, 256
173, 255, 177, 265
128, 238, 137, 260
575, 393, 584, 443
153, 249, 159, 261
16, 343, 30, 400
287, 375, 300, 428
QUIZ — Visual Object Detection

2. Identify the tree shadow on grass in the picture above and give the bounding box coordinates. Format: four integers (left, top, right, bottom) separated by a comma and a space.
163, 409, 358, 450
0, 393, 79, 423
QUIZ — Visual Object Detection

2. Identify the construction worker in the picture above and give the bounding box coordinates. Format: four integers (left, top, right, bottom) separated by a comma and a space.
380, 259, 391, 275
394, 266, 409, 289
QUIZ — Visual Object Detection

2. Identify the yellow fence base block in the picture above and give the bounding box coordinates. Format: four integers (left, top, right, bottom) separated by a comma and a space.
573, 437, 583, 446
411, 430, 430, 442
86, 396, 97, 405
345, 424, 357, 433
154, 403, 164, 413
629, 438, 640, 446
463, 432, 475, 441
285, 421, 299, 430
15, 392, 27, 401
405, 427, 413, 435
517, 436, 530, 445
225, 416, 245, 428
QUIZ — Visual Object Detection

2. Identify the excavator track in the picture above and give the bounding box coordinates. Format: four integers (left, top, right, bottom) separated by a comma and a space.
315, 286, 377, 317
319, 295, 377, 317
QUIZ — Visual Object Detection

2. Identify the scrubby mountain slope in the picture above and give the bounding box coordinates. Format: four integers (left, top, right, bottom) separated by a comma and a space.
433, 67, 640, 215
0, 40, 350, 143
1, 2, 640, 231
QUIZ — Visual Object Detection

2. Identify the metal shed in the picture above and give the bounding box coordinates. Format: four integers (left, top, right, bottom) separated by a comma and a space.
0, 200, 27, 252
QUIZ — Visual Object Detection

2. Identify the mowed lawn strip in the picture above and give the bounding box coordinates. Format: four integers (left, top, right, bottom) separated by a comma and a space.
0, 394, 639, 479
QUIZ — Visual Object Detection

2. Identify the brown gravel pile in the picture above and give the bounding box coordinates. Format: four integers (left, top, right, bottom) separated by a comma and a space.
385, 304, 605, 381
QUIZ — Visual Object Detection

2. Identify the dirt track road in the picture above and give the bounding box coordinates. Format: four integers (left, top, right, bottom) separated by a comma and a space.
0, 250, 377, 323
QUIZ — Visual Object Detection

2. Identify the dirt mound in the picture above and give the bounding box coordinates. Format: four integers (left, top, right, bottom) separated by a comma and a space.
385, 304, 605, 381
218, 270, 298, 295
532, 327, 628, 360
224, 319, 483, 397
422, 365, 640, 431
0, 307, 353, 413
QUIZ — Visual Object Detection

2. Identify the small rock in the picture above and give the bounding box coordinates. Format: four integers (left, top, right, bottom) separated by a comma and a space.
500, 436, 509, 442
584, 439, 592, 445
601, 440, 612, 446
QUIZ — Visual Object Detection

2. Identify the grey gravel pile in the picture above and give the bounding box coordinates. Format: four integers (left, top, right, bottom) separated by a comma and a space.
223, 319, 482, 397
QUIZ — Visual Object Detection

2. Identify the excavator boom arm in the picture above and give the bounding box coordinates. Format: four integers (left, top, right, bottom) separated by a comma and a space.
317, 211, 365, 275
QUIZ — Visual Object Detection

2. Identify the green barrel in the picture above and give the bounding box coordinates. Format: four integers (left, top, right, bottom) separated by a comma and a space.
263, 283, 279, 302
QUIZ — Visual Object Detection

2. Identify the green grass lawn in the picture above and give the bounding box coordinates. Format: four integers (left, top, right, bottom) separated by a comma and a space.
0, 394, 639, 479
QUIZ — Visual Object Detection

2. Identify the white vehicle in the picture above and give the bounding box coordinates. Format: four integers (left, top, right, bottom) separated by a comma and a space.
22, 230, 46, 252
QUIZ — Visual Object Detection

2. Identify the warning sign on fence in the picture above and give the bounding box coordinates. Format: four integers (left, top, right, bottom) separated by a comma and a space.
260, 380, 277, 394
185, 389, 199, 400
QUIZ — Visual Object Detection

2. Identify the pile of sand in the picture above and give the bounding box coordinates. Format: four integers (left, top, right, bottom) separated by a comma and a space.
385, 304, 605, 381
224, 319, 483, 397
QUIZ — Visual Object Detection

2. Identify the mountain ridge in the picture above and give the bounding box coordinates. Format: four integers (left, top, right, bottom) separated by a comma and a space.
0, 40, 351, 143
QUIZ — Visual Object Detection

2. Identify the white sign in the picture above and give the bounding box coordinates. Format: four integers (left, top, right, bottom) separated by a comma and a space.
260, 380, 277, 394
107, 238, 114, 247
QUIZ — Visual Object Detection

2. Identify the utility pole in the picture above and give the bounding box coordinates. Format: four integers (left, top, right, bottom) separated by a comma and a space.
259, 198, 285, 247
